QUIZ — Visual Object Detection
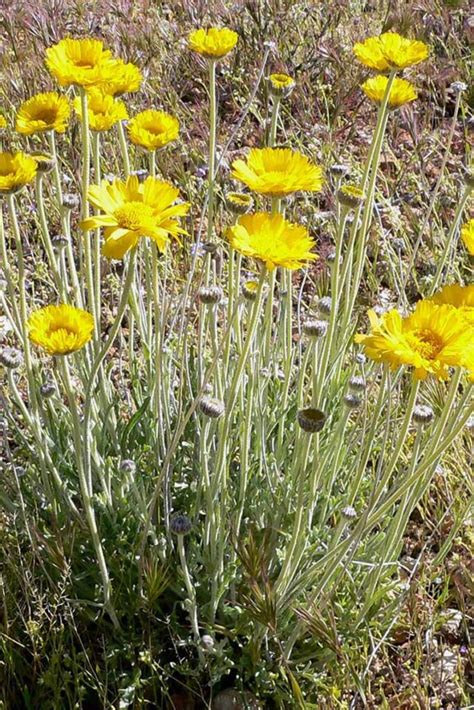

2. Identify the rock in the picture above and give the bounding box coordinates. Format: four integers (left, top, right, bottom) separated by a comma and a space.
440, 609, 463, 637
431, 648, 458, 685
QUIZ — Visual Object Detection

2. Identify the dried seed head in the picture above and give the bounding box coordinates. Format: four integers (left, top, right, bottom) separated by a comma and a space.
31, 152, 55, 173
52, 234, 69, 252
0, 347, 23, 369
297, 407, 326, 433
198, 285, 223, 305
40, 381, 56, 398
302, 318, 328, 337
62, 193, 80, 210
318, 296, 332, 316
337, 184, 366, 209
343, 393, 362, 409
341, 505, 357, 520
326, 249, 342, 265
199, 396, 225, 419
329, 163, 350, 177
413, 404, 434, 425
348, 375, 366, 392
170, 513, 193, 535
120, 459, 136, 475
225, 191, 253, 215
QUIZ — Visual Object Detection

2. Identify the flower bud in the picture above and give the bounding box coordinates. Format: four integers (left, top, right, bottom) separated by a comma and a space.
120, 459, 136, 475
318, 296, 332, 316
200, 634, 215, 651
464, 415, 474, 434
170, 513, 193, 535
199, 396, 225, 419
343, 393, 362, 409
62, 193, 80, 210
341, 505, 357, 520
202, 242, 219, 254
348, 375, 366, 392
326, 249, 342, 265
198, 285, 223, 305
225, 191, 253, 215
267, 72, 295, 99
337, 184, 366, 209
0, 347, 23, 369
302, 319, 327, 337
297, 407, 326, 433
40, 381, 56, 398
31, 152, 55, 173
130, 168, 148, 183
242, 279, 259, 301
449, 81, 467, 94
52, 234, 69, 252
329, 163, 350, 178
413, 404, 434, 425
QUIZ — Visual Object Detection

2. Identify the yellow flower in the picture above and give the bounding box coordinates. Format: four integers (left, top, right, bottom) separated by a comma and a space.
430, 284, 474, 329
80, 175, 190, 259
232, 148, 324, 198
28, 304, 94, 355
0, 152, 37, 194
73, 89, 128, 132
268, 73, 295, 98
353, 32, 429, 71
99, 58, 142, 96
45, 38, 115, 88
0, 115, 7, 129
355, 300, 473, 380
227, 212, 317, 271
361, 76, 417, 108
15, 92, 71, 135
461, 219, 474, 255
188, 27, 238, 59
337, 184, 366, 209
127, 109, 179, 151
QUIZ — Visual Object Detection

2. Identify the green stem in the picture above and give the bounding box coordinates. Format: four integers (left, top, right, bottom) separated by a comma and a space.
117, 120, 130, 177
207, 60, 217, 243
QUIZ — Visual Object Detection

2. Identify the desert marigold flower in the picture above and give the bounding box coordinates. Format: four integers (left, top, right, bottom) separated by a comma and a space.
0, 151, 37, 194
361, 75, 417, 108
355, 300, 474, 380
232, 148, 324, 198
188, 27, 238, 59
461, 219, 474, 255
430, 284, 474, 329
127, 109, 179, 151
353, 32, 429, 71
267, 72, 295, 98
0, 115, 7, 129
45, 38, 115, 88
73, 89, 128, 132
227, 212, 317, 271
15, 92, 70, 135
28, 304, 94, 355
80, 175, 189, 259
99, 58, 142, 96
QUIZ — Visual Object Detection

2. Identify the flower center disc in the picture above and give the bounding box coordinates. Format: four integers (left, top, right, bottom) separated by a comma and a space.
408, 329, 444, 360
114, 202, 150, 230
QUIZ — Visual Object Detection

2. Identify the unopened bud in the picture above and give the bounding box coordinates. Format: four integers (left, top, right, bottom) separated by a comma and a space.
0, 347, 23, 369
199, 396, 225, 419
170, 513, 192, 535
413, 404, 434, 425
302, 319, 327, 337
198, 285, 223, 305
297, 407, 326, 433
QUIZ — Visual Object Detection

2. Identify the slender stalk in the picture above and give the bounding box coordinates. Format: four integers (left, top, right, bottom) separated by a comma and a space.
207, 59, 217, 244
117, 120, 130, 177
58, 357, 120, 629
